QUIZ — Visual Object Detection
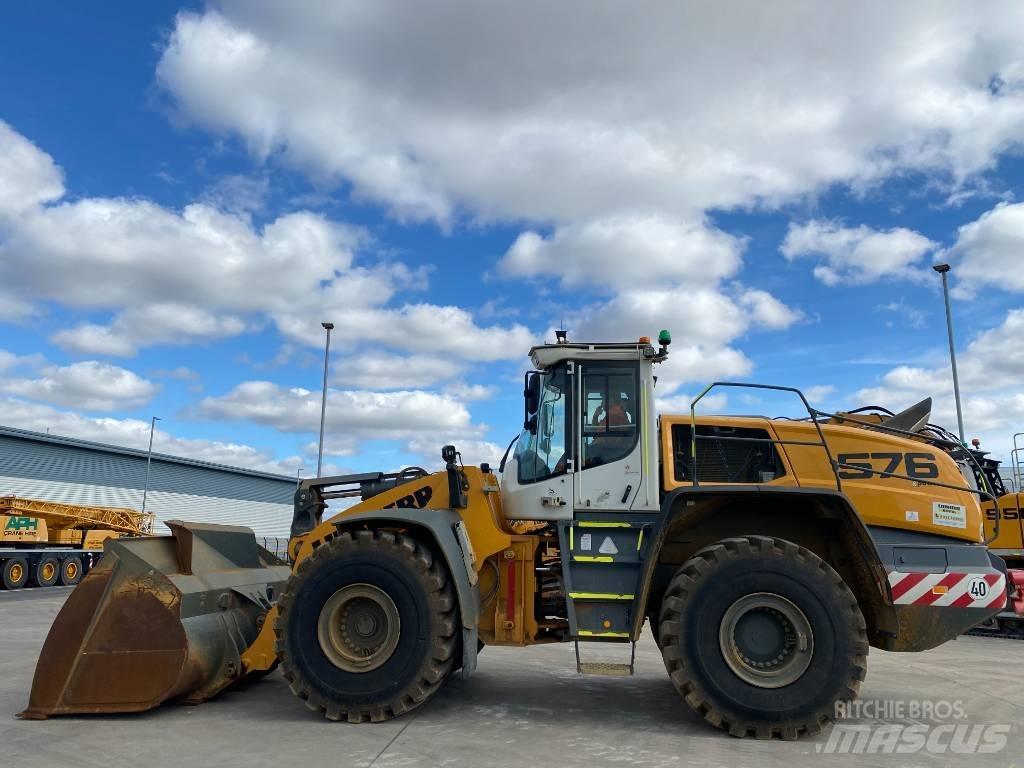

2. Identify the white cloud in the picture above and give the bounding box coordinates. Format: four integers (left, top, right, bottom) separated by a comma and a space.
0, 122, 535, 361
444, 382, 497, 402
945, 201, 1024, 297
803, 385, 836, 404
500, 215, 744, 289
0, 350, 44, 373
331, 353, 464, 390
163, 6, 954, 381
53, 306, 248, 357
566, 285, 800, 392
855, 307, 1024, 461
2, 360, 157, 412
781, 221, 935, 285
158, 4, 1024, 226
193, 382, 481, 450
0, 397, 304, 475
284, 304, 536, 362
0, 121, 63, 218
404, 437, 505, 468
655, 392, 728, 414
738, 289, 804, 330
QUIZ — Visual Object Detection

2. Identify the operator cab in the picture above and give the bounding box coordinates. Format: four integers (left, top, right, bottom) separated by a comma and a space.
501, 332, 669, 521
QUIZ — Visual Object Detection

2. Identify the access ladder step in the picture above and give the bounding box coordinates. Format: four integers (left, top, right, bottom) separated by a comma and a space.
574, 639, 636, 676
577, 662, 633, 677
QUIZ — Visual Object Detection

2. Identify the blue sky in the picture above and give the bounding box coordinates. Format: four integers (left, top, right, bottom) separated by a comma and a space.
1, 2, 1023, 477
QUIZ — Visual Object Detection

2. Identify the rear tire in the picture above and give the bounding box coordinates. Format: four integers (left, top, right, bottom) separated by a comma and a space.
32, 556, 60, 587
275, 530, 458, 722
2, 557, 29, 590
60, 556, 83, 586
658, 535, 867, 739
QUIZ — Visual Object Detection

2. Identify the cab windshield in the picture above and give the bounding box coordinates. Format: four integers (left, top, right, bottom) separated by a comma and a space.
515, 366, 567, 484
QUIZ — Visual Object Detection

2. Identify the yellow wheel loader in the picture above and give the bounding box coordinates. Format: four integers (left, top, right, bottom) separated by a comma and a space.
959, 440, 1024, 636
20, 332, 1023, 738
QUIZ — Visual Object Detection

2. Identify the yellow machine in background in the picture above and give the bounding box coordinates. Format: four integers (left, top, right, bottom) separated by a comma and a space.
20, 332, 1022, 740
0, 496, 153, 589
962, 443, 1024, 633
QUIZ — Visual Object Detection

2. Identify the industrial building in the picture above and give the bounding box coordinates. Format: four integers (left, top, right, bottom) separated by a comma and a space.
0, 425, 296, 542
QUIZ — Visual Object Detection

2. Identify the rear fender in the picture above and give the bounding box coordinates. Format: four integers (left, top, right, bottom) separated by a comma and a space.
635, 486, 896, 644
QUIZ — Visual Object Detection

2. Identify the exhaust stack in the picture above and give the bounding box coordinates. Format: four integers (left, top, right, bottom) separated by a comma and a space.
20, 520, 291, 718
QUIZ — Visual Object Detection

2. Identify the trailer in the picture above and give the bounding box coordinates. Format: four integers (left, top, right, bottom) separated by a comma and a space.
0, 496, 153, 589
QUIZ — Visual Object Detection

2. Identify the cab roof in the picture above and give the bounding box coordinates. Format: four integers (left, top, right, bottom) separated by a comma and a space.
529, 340, 661, 369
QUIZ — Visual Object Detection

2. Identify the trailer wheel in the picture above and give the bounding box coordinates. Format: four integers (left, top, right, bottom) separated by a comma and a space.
658, 535, 867, 739
275, 530, 458, 723
32, 556, 60, 588
60, 556, 83, 586
2, 557, 30, 590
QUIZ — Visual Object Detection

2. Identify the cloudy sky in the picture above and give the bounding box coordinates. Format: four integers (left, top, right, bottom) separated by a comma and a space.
2, 1, 1024, 477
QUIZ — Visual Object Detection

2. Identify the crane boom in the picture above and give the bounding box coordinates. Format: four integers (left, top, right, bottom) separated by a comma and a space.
0, 496, 153, 536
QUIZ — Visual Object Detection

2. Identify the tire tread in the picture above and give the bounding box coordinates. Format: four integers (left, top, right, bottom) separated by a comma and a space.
658, 535, 867, 740
275, 529, 458, 723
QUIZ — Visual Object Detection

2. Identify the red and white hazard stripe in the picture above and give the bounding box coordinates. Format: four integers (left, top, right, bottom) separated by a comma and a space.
887, 570, 1007, 609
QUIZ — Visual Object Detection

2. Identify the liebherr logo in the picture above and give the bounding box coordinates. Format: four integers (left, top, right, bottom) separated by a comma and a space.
383, 485, 433, 510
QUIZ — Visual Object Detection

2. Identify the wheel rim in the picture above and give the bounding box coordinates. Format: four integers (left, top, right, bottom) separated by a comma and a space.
317, 583, 401, 673
9, 563, 24, 584
65, 562, 78, 580
718, 592, 814, 689
42, 562, 55, 582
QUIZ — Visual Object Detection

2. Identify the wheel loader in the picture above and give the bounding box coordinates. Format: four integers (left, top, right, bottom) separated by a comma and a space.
959, 439, 1024, 636
20, 331, 1023, 738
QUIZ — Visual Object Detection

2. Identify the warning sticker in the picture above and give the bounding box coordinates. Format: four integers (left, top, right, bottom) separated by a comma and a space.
599, 536, 618, 555
579, 533, 592, 551
932, 502, 966, 529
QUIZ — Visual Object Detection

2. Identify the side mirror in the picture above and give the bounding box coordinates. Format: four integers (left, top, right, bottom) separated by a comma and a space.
523, 371, 542, 429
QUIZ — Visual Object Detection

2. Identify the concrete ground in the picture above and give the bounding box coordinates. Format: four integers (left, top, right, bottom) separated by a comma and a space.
0, 587, 1020, 768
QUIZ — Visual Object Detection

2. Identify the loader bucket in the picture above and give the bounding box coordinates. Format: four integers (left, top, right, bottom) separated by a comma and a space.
19, 520, 292, 719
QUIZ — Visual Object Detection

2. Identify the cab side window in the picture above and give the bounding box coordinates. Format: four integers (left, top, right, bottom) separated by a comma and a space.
516, 366, 569, 483
581, 364, 638, 469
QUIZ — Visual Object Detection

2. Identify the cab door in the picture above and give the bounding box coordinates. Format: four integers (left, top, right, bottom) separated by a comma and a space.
500, 363, 575, 521
574, 362, 643, 511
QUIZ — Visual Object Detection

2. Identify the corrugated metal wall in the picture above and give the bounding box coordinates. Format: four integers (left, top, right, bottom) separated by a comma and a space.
0, 434, 296, 538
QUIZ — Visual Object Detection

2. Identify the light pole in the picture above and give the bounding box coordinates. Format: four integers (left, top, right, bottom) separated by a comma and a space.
932, 264, 965, 442
317, 322, 334, 478
141, 416, 161, 515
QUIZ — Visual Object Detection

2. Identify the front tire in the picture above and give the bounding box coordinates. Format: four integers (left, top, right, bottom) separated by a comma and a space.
658, 536, 867, 739
275, 530, 458, 722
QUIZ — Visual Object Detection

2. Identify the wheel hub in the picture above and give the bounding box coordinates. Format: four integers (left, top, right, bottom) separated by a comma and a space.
719, 592, 814, 688
317, 584, 401, 673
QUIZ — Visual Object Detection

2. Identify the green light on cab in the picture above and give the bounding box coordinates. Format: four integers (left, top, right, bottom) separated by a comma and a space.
658, 329, 671, 345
